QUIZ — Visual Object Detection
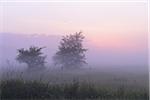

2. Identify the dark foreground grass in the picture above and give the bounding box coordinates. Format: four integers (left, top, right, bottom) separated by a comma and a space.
0, 79, 149, 100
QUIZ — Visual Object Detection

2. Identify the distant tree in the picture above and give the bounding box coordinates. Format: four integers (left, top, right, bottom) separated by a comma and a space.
53, 31, 87, 69
16, 46, 46, 69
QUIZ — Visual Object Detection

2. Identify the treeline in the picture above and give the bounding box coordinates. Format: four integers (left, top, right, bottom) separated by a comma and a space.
16, 32, 87, 70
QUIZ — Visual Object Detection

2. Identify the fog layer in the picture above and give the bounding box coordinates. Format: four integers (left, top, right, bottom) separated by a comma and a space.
0, 33, 148, 72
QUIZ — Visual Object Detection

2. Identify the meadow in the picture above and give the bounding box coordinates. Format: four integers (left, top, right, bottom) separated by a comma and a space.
0, 66, 149, 100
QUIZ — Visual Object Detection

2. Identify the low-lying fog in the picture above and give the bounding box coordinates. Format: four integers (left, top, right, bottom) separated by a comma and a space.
0, 33, 148, 73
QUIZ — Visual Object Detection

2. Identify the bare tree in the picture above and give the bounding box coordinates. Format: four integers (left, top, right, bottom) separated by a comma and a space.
53, 32, 87, 69
16, 46, 46, 69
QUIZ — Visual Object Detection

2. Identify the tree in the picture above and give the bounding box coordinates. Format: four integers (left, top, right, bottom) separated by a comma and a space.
53, 32, 87, 69
16, 46, 46, 69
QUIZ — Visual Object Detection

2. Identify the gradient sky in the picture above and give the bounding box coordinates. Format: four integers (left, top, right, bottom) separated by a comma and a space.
0, 1, 148, 62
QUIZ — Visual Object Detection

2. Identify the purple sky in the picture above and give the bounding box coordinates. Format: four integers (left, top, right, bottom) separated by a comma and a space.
0, 1, 148, 69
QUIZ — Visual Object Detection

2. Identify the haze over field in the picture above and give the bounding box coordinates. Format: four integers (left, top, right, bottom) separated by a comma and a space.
0, 32, 148, 72
0, 1, 149, 99
0, 1, 148, 72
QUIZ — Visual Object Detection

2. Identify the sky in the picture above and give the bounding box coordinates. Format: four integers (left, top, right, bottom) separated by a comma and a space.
0, 1, 149, 67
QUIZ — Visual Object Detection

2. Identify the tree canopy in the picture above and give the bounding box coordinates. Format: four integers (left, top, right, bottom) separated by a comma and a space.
53, 32, 87, 69
16, 46, 46, 69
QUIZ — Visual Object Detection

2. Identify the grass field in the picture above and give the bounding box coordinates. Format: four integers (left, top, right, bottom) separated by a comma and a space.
0, 67, 149, 100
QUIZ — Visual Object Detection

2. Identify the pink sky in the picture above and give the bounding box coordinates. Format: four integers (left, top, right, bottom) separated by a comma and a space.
0, 1, 148, 52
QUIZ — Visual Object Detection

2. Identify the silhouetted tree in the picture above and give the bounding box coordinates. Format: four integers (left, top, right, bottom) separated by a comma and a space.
16, 46, 46, 69
53, 32, 87, 69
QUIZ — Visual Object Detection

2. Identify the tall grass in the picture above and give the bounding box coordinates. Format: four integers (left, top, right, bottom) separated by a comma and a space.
0, 67, 149, 100
0, 79, 149, 100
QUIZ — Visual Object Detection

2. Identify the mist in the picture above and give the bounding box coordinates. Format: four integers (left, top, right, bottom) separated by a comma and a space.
0, 33, 148, 73
0, 22, 148, 99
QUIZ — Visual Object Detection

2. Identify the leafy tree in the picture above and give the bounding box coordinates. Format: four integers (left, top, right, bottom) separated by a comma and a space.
53, 32, 87, 69
16, 46, 46, 69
